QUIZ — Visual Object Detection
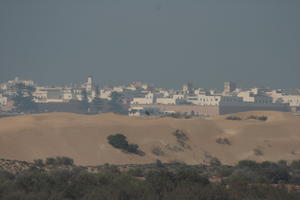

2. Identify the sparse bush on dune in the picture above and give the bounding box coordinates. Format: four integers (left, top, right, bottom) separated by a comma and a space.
151, 146, 165, 156
172, 129, 191, 149
253, 148, 263, 156
216, 137, 231, 145
247, 115, 268, 121
226, 116, 242, 120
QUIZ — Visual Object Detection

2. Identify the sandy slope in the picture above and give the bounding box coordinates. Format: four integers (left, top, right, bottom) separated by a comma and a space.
0, 111, 299, 166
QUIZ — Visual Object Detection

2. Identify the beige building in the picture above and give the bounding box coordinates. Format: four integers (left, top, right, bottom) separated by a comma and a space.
131, 92, 154, 105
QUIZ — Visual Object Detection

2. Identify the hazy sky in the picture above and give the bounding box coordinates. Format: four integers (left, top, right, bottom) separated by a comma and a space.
0, 0, 299, 89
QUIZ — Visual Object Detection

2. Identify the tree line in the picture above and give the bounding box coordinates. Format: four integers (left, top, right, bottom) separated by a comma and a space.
1, 158, 300, 199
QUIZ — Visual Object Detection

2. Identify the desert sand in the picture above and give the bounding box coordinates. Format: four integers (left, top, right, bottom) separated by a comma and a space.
0, 111, 299, 166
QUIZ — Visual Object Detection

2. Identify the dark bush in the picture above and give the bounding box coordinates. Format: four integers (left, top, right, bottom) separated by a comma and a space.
107, 133, 129, 150
107, 133, 142, 155
258, 116, 268, 121
247, 115, 268, 121
226, 116, 242, 120
127, 144, 139, 153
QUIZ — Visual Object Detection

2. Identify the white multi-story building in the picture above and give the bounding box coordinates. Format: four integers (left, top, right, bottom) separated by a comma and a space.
237, 91, 273, 104
62, 88, 73, 101
33, 87, 48, 102
280, 95, 300, 107
156, 97, 176, 105
131, 92, 154, 104
186, 93, 274, 106
267, 90, 300, 107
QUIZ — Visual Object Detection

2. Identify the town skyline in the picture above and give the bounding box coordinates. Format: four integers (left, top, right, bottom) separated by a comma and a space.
0, 76, 298, 90
1, 76, 300, 117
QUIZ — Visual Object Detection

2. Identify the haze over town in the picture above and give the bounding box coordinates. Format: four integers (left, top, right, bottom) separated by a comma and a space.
1, 0, 300, 88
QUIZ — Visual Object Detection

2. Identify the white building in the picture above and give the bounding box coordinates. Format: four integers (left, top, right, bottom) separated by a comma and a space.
267, 90, 300, 107
33, 87, 48, 102
156, 97, 176, 105
0, 94, 8, 107
100, 90, 112, 100
237, 91, 273, 104
131, 92, 154, 104
62, 88, 73, 101
187, 95, 223, 106
280, 95, 300, 107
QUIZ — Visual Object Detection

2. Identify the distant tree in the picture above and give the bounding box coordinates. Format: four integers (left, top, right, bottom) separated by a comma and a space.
95, 85, 100, 97
92, 87, 105, 113
108, 92, 126, 114
92, 98, 105, 113
80, 89, 89, 112
155, 160, 164, 168
12, 83, 37, 113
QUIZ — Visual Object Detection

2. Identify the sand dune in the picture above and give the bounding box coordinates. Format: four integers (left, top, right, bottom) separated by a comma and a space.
0, 111, 299, 166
